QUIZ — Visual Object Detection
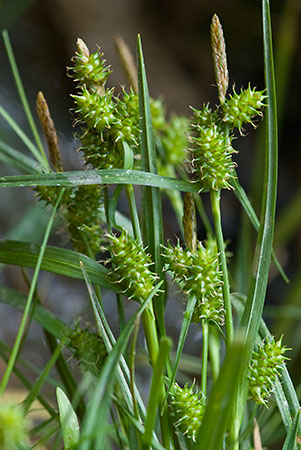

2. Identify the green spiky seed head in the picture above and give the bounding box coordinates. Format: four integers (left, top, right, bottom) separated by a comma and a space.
248, 336, 290, 406
64, 185, 105, 255
162, 238, 224, 324
191, 104, 219, 129
72, 88, 115, 133
150, 97, 166, 131
68, 324, 107, 376
189, 123, 236, 190
222, 85, 266, 132
0, 403, 29, 450
107, 230, 158, 303
161, 115, 189, 166
69, 38, 112, 92
169, 382, 205, 441
112, 88, 140, 146
80, 129, 123, 169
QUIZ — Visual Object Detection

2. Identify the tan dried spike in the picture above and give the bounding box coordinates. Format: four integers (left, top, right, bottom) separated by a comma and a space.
36, 91, 63, 172
183, 192, 197, 253
211, 14, 229, 104
114, 34, 138, 94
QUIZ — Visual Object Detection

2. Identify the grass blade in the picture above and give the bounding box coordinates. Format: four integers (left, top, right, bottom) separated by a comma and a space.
0, 168, 203, 192
0, 240, 118, 291
193, 335, 247, 450
78, 275, 158, 449
137, 34, 166, 337
2, 30, 49, 170
56, 387, 80, 450
0, 188, 64, 395
282, 410, 300, 450
0, 139, 42, 174
240, 0, 279, 359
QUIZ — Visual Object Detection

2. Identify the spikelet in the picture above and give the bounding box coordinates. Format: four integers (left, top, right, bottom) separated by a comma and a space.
112, 88, 140, 146
169, 382, 205, 441
69, 38, 112, 93
68, 324, 107, 376
222, 85, 267, 132
162, 238, 225, 324
0, 403, 29, 450
248, 336, 290, 406
79, 130, 122, 169
161, 115, 189, 166
189, 121, 236, 191
107, 230, 158, 303
72, 87, 116, 133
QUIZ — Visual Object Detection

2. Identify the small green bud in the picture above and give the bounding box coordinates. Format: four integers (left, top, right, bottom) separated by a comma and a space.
0, 403, 29, 450
222, 85, 266, 132
79, 129, 123, 170
161, 115, 189, 166
68, 324, 107, 376
112, 88, 140, 146
248, 336, 290, 406
107, 230, 158, 303
169, 382, 205, 441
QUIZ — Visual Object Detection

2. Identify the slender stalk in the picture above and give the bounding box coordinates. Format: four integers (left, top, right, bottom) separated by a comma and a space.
125, 184, 142, 242
208, 326, 220, 382
2, 30, 50, 170
210, 189, 233, 348
201, 320, 209, 396
0, 188, 64, 395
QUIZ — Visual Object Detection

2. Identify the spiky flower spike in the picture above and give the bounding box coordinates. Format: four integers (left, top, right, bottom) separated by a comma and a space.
0, 403, 29, 450
68, 324, 107, 377
211, 13, 229, 103
248, 336, 290, 406
222, 85, 267, 133
189, 108, 237, 190
107, 230, 158, 303
169, 382, 206, 441
162, 238, 225, 324
69, 38, 112, 93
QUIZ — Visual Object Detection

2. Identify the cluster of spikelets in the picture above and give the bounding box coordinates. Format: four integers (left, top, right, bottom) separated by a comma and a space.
169, 382, 206, 441
248, 336, 290, 406
69, 38, 140, 169
106, 230, 158, 303
189, 85, 266, 190
162, 238, 225, 325
67, 324, 107, 377
0, 403, 28, 450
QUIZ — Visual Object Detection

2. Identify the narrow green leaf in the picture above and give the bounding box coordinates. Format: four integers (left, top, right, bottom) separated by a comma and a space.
0, 284, 68, 339
231, 175, 289, 283
78, 272, 158, 449
164, 295, 197, 408
0, 240, 118, 292
22, 336, 67, 412
193, 336, 247, 450
2, 30, 49, 169
56, 387, 80, 449
240, 0, 279, 366
137, 34, 166, 337
0, 168, 203, 192
0, 139, 42, 174
282, 410, 300, 450
0, 188, 64, 395
143, 337, 172, 448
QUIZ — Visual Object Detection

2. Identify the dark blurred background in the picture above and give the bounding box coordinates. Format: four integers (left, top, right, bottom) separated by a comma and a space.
0, 1, 300, 444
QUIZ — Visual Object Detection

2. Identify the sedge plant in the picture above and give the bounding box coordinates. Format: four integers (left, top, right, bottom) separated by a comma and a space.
0, 1, 300, 449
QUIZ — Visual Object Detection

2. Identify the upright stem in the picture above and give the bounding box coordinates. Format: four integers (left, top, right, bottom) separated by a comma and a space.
210, 189, 233, 349
201, 320, 209, 396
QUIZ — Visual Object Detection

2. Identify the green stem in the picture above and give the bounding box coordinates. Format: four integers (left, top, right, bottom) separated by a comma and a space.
2, 30, 50, 170
210, 189, 233, 349
0, 188, 64, 396
208, 325, 220, 382
125, 184, 142, 242
201, 320, 209, 396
